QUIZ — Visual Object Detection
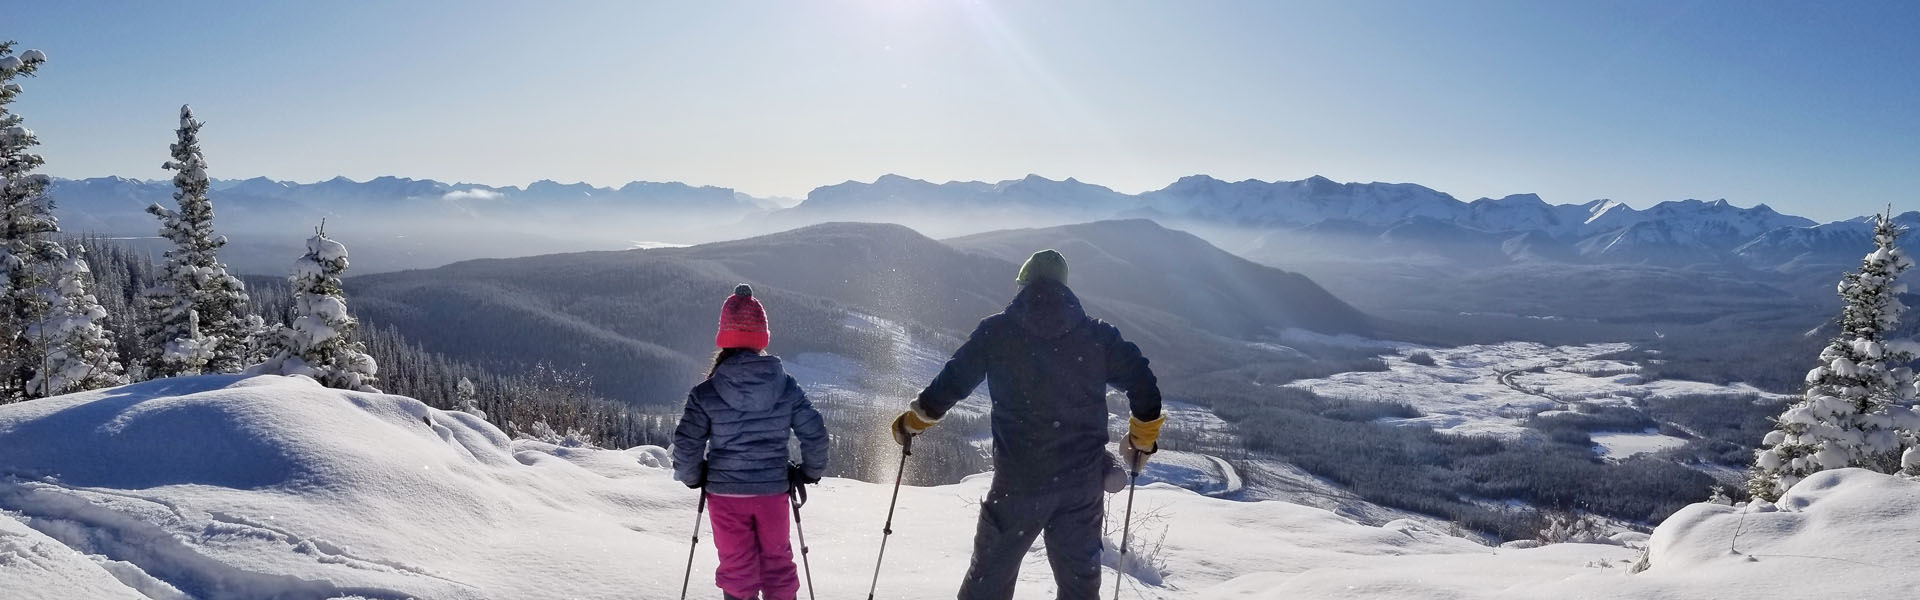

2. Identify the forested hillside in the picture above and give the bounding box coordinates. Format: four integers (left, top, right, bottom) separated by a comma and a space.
347, 220, 1375, 407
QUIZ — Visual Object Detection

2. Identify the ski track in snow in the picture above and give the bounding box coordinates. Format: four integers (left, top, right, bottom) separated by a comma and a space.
0, 479, 431, 600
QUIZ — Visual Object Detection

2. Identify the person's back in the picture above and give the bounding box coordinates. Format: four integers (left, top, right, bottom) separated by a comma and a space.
892, 250, 1164, 600
673, 285, 828, 600
925, 277, 1152, 492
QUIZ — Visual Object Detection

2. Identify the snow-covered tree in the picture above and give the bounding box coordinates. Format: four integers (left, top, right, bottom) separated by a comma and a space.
0, 43, 56, 401
1750, 212, 1920, 500
26, 243, 126, 397
454, 376, 484, 418
238, 313, 272, 365
252, 225, 379, 392
141, 105, 253, 378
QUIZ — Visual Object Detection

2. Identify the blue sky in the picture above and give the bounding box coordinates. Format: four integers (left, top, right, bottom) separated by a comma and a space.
8, 1, 1916, 220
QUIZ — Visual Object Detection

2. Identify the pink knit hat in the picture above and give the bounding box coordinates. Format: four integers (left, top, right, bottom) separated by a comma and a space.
715, 284, 770, 351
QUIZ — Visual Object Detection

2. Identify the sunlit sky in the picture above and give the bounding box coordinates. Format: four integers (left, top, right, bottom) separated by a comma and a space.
10, 1, 1917, 220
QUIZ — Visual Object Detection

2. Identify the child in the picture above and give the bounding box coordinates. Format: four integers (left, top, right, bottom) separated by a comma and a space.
674, 284, 829, 600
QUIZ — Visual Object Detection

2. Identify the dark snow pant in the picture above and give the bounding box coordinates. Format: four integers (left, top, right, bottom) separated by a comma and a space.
957, 483, 1104, 600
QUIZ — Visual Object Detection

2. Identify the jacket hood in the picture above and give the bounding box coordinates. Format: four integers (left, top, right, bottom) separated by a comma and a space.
710, 353, 786, 412
1007, 279, 1087, 340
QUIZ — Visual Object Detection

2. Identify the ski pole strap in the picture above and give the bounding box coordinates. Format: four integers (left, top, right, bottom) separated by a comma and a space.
791, 482, 808, 507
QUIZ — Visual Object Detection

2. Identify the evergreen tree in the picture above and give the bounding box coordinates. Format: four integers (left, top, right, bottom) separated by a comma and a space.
238, 313, 272, 365
75, 236, 156, 380
1750, 212, 1920, 500
142, 105, 252, 377
253, 224, 379, 392
26, 242, 125, 396
0, 43, 55, 402
454, 376, 484, 418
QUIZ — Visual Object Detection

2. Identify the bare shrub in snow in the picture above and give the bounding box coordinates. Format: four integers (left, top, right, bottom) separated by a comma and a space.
1104, 502, 1171, 591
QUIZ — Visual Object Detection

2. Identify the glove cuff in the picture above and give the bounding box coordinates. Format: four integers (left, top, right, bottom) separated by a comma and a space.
900, 401, 939, 434
1129, 414, 1166, 451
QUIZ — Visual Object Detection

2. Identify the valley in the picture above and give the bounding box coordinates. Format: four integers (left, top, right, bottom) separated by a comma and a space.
28, 170, 1917, 562
287, 211, 1863, 543
9, 7, 1916, 597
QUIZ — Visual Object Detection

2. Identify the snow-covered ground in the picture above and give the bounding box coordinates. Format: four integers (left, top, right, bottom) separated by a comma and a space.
1592, 431, 1691, 459
4, 376, 1917, 599
626, 241, 689, 250
1288, 342, 1792, 440
1211, 468, 1920, 599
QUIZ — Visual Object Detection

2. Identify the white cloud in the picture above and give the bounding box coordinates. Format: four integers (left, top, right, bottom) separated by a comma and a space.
442, 189, 504, 201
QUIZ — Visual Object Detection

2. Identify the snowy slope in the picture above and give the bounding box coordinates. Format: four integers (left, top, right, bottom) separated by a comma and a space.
1209, 468, 1920, 599
3, 376, 1917, 599
1736, 211, 1920, 269
0, 514, 157, 599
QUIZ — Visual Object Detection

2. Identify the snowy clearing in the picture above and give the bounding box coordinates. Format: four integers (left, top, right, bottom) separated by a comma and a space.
626, 241, 690, 250
1288, 342, 1792, 439
1592, 431, 1691, 459
1, 376, 1916, 599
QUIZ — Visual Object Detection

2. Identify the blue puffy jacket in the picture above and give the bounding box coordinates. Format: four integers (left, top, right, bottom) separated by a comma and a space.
672, 353, 829, 496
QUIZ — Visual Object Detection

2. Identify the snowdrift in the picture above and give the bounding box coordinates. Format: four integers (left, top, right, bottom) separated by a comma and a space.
1, 376, 1916, 599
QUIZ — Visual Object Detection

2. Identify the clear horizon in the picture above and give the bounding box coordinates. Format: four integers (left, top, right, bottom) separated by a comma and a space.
10, 1, 1918, 222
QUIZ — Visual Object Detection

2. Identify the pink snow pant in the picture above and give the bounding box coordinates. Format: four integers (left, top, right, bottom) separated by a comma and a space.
708, 493, 799, 600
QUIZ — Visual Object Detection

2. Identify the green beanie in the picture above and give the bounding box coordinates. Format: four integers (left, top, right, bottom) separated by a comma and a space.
1016, 249, 1068, 286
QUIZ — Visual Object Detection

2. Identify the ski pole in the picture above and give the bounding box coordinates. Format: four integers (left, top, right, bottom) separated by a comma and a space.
680, 489, 709, 600
1112, 468, 1140, 600
791, 485, 817, 600
866, 435, 912, 600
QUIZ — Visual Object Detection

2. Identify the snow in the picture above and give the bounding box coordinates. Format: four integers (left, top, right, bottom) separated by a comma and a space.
0, 512, 154, 599
1288, 342, 1791, 439
6, 377, 1920, 598
1129, 449, 1242, 498
1592, 431, 1690, 459
1211, 468, 1920, 599
0, 376, 1488, 598
306, 234, 349, 264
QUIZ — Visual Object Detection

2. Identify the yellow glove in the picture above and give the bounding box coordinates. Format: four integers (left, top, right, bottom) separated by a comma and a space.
1124, 414, 1165, 472
891, 403, 938, 446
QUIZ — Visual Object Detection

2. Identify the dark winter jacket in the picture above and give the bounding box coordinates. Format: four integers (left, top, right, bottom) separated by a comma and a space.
916, 280, 1161, 493
673, 353, 829, 496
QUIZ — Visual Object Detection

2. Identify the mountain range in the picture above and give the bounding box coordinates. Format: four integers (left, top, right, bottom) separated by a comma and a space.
48, 173, 1906, 276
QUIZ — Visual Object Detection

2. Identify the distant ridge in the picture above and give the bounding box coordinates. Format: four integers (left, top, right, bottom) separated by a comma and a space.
46, 173, 1901, 273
